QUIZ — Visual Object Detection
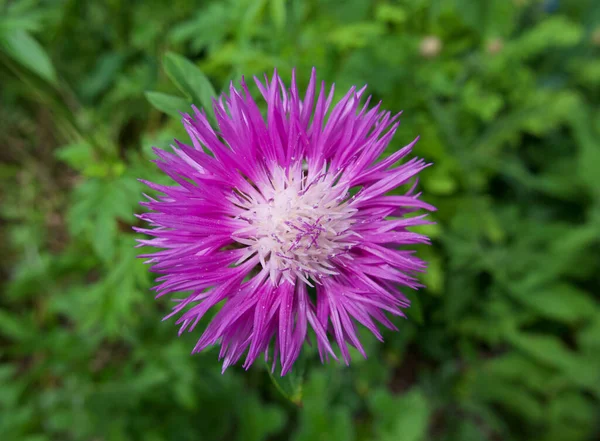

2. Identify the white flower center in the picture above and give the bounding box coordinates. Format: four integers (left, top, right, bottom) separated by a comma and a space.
231, 165, 357, 285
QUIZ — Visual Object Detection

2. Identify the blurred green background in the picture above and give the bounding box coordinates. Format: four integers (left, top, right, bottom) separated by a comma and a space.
1, 0, 600, 440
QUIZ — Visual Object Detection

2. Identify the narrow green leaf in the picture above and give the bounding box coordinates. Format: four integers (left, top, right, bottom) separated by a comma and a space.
145, 91, 190, 119
0, 30, 57, 85
240, 0, 269, 38
270, 0, 286, 31
162, 52, 217, 118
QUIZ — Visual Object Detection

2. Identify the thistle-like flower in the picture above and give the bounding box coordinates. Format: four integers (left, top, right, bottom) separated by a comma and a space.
136, 68, 435, 375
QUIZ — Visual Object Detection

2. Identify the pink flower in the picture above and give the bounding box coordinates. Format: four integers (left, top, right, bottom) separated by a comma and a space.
136, 68, 435, 375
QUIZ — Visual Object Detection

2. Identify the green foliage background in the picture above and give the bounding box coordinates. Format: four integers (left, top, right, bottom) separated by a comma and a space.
1, 0, 600, 440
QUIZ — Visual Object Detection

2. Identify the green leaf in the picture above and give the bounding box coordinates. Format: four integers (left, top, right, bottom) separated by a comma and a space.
270, 0, 286, 31
578, 318, 600, 351
237, 395, 286, 441
0, 13, 44, 33
375, 4, 407, 24
68, 176, 141, 263
568, 105, 600, 195
451, 420, 489, 441
266, 353, 306, 406
470, 377, 544, 423
293, 371, 354, 441
544, 391, 597, 441
328, 23, 385, 50
239, 0, 269, 39
92, 211, 118, 263
462, 81, 503, 122
369, 387, 431, 441
506, 17, 583, 60
80, 52, 126, 100
505, 331, 600, 394
423, 165, 457, 195
452, 0, 485, 32
422, 252, 444, 295
0, 30, 57, 85
507, 283, 597, 324
0, 309, 32, 341
145, 91, 190, 119
484, 0, 518, 37
162, 52, 217, 118
506, 331, 573, 370
482, 352, 554, 393
0, 364, 16, 382
544, 392, 596, 441
54, 142, 95, 172
406, 291, 424, 324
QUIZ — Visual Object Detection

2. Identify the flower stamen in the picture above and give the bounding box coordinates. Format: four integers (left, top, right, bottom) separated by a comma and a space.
231, 165, 356, 285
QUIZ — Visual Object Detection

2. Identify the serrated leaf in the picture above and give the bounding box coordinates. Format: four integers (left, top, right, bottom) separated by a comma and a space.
482, 352, 554, 393
68, 176, 141, 262
505, 331, 600, 393
507, 332, 573, 370
507, 283, 596, 324
471, 377, 544, 423
54, 142, 95, 171
145, 91, 190, 119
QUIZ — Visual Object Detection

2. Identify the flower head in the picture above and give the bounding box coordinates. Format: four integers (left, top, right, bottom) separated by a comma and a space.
136, 68, 435, 375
